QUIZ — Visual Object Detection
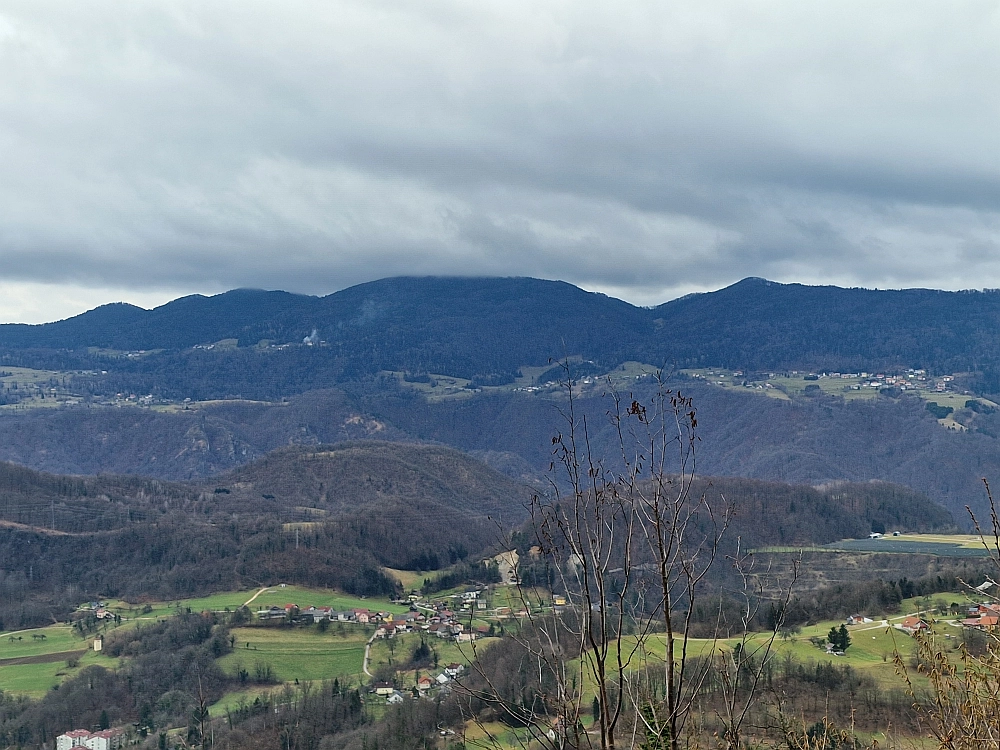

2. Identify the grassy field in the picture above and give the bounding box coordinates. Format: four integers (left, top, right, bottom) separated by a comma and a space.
0, 624, 119, 697
824, 534, 992, 556
0, 366, 86, 410
574, 591, 979, 704
0, 586, 404, 697
207, 685, 276, 717
138, 585, 409, 616
891, 533, 991, 549
236, 586, 408, 615
464, 720, 533, 749
758, 533, 995, 557
384, 568, 434, 591
218, 627, 370, 683
0, 625, 84, 657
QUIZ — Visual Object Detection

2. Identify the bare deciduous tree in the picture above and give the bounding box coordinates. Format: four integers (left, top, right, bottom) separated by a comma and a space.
460, 369, 794, 750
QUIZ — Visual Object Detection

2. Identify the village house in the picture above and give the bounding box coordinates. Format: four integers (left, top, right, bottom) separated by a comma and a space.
257, 606, 288, 620
961, 603, 1000, 629
417, 676, 433, 692
372, 682, 394, 697
897, 616, 929, 635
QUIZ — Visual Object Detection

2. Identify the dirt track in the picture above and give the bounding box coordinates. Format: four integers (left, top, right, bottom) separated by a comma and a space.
0, 649, 86, 666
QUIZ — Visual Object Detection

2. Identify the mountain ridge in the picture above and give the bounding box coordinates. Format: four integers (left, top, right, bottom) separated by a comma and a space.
6, 276, 1000, 377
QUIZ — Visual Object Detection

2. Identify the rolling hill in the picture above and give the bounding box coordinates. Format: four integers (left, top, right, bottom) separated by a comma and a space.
0, 440, 955, 632
0, 441, 533, 629
0, 376, 999, 526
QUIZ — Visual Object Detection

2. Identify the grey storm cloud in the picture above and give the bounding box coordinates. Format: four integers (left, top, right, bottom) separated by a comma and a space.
1, 0, 999, 317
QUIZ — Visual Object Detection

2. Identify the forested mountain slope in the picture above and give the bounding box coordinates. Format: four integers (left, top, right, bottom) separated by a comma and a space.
2, 276, 1000, 533
651, 277, 1000, 373
206, 441, 524, 521
5, 277, 1000, 381
0, 378, 997, 524
0, 442, 952, 631
0, 441, 531, 629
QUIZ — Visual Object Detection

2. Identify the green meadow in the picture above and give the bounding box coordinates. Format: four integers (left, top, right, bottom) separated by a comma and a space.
0, 586, 404, 697
0, 624, 118, 697
218, 626, 370, 684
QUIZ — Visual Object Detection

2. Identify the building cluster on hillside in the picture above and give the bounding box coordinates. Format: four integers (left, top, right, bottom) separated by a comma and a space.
256, 602, 489, 642
691, 367, 955, 395
845, 603, 1000, 637
56, 727, 127, 750
371, 663, 467, 704
834, 370, 939, 392
961, 603, 1000, 630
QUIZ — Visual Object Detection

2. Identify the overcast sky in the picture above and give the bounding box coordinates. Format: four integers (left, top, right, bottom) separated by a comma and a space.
1, 2, 999, 322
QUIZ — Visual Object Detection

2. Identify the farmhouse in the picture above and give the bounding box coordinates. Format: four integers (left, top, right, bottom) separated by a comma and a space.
961, 603, 1000, 629
372, 682, 394, 696
897, 616, 929, 635
257, 606, 288, 620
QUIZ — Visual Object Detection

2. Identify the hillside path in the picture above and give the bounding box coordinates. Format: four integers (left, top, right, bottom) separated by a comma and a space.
242, 587, 271, 608
363, 633, 376, 678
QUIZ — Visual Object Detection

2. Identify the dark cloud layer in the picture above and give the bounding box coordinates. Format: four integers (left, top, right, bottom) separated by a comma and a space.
0, 1, 998, 321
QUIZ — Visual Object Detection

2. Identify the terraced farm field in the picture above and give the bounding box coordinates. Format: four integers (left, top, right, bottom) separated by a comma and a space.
824, 534, 991, 556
